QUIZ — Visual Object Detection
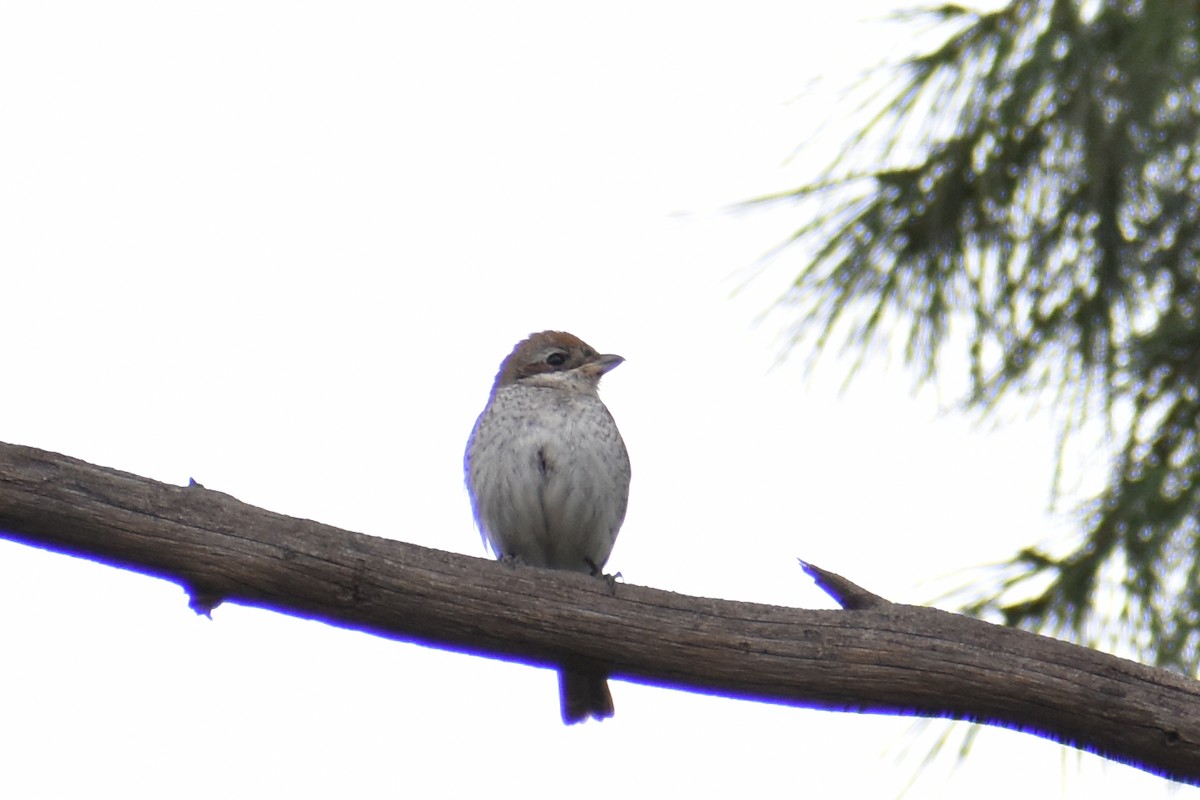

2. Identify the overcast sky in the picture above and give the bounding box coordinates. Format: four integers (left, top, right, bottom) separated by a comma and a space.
1, 2, 1190, 798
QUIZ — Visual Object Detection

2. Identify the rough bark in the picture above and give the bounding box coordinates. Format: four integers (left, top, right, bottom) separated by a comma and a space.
0, 441, 1197, 784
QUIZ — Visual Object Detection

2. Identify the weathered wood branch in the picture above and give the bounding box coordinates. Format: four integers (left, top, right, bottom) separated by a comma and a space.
0, 441, 1197, 784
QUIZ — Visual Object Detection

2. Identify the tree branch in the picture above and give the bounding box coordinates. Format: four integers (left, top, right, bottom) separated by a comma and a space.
0, 441, 1197, 785
798, 560, 890, 609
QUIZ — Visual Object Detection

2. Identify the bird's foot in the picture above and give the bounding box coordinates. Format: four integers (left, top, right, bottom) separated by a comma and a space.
584, 558, 622, 592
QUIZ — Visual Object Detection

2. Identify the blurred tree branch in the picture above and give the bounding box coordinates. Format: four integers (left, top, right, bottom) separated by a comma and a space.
758, 0, 1200, 671
0, 441, 1197, 785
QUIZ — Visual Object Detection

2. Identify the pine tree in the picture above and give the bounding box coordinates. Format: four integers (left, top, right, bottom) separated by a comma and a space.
767, 0, 1200, 671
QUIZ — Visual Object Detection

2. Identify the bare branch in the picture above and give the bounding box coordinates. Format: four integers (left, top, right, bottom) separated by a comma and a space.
798, 560, 889, 610
0, 441, 1197, 785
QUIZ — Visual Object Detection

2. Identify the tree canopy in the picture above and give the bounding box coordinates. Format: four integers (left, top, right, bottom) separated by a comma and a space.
767, 0, 1200, 671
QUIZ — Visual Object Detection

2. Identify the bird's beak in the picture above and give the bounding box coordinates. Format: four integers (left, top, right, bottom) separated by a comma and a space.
582, 353, 624, 378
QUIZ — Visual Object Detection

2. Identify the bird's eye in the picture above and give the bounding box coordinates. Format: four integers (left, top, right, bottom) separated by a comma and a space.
546, 351, 568, 367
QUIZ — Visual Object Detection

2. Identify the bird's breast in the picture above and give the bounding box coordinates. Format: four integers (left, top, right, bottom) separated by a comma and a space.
465, 385, 630, 571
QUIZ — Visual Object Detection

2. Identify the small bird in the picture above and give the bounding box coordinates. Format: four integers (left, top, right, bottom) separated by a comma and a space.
465, 330, 631, 724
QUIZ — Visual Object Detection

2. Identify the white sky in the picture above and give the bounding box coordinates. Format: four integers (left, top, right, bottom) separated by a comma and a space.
0, 2, 1191, 798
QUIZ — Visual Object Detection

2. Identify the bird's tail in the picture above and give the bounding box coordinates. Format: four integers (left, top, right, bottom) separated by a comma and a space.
559, 667, 613, 724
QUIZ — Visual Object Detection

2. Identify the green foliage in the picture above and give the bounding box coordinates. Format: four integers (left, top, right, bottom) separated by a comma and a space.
769, 0, 1200, 671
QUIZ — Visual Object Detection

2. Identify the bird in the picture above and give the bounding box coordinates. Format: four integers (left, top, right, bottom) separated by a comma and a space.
464, 330, 631, 724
